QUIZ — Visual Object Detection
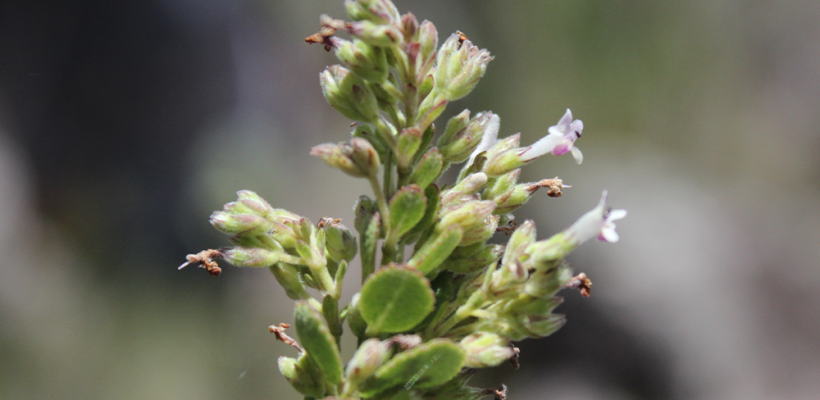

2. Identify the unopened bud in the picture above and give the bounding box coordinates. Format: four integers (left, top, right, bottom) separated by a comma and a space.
416, 20, 438, 75
320, 65, 379, 122
210, 211, 268, 235
223, 247, 282, 268
460, 213, 499, 246
349, 20, 403, 47
401, 13, 418, 42
323, 222, 358, 263
441, 173, 488, 206
439, 111, 499, 163
482, 133, 523, 177
278, 355, 325, 398
344, 0, 400, 25
397, 127, 423, 169
442, 243, 504, 274
483, 169, 520, 205
438, 200, 496, 240
460, 333, 515, 368
408, 148, 443, 189
311, 138, 380, 179
407, 224, 463, 274
354, 195, 378, 234
345, 338, 394, 384
435, 33, 493, 101
334, 38, 389, 82
270, 263, 310, 300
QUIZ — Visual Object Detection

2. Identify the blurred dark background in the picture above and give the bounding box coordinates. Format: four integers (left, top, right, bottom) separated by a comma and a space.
1, 0, 819, 399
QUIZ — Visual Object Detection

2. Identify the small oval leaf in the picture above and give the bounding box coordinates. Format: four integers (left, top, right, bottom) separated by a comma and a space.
389, 185, 427, 238
358, 339, 466, 395
294, 301, 343, 385
360, 265, 435, 334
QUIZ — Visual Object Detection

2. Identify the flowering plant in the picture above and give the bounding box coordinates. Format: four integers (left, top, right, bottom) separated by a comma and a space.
181, 1, 625, 399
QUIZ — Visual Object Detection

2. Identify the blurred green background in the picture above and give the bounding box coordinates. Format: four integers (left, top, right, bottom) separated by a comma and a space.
1, 0, 819, 399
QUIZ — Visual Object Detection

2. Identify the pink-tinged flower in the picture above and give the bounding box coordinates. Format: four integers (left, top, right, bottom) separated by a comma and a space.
565, 191, 626, 245
518, 109, 584, 164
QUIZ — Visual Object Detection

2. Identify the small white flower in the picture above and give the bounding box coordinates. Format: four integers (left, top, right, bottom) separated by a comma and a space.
565, 191, 626, 245
518, 108, 584, 164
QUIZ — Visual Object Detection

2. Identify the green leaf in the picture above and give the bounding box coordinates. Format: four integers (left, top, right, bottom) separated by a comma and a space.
358, 339, 466, 396
389, 185, 427, 238
361, 213, 381, 282
403, 184, 441, 242
359, 265, 435, 334
294, 301, 343, 385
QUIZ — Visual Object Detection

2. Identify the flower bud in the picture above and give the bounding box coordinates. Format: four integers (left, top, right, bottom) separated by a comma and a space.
397, 127, 423, 169
408, 148, 443, 189
437, 109, 470, 149
482, 133, 524, 177
349, 20, 403, 47
441, 243, 504, 274
483, 169, 520, 205
210, 211, 268, 235
334, 38, 389, 82
320, 65, 379, 122
434, 33, 493, 101
352, 123, 389, 161
346, 338, 394, 385
417, 93, 447, 131
344, 0, 400, 25
354, 195, 378, 234
459, 333, 515, 368
270, 262, 310, 300
324, 222, 358, 263
347, 293, 368, 338
438, 200, 496, 238
418, 73, 434, 100
416, 20, 438, 75
495, 178, 570, 214
460, 213, 499, 246
441, 173, 488, 206
310, 138, 380, 179
310, 142, 366, 178
439, 111, 499, 163
401, 12, 418, 42
223, 247, 282, 268
278, 355, 325, 398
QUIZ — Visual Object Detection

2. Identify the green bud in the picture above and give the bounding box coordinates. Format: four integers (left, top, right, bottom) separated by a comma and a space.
210, 211, 268, 235
441, 173, 489, 207
320, 65, 379, 122
278, 355, 325, 398
459, 332, 515, 368
310, 138, 380, 179
418, 73, 434, 101
441, 243, 504, 274
324, 222, 358, 263
349, 20, 403, 47
408, 224, 463, 274
401, 12, 419, 42
416, 20, 438, 76
397, 127, 423, 169
223, 247, 282, 268
346, 338, 395, 385
483, 169, 520, 204
483, 133, 523, 177
389, 184, 427, 238
345, 0, 400, 25
439, 111, 498, 163
408, 148, 443, 189
354, 195, 378, 234
438, 109, 470, 149
361, 212, 381, 281
460, 213, 499, 247
334, 38, 389, 82
524, 262, 573, 298
352, 123, 389, 161
270, 262, 310, 300
417, 93, 447, 131
434, 33, 493, 101
439, 200, 495, 232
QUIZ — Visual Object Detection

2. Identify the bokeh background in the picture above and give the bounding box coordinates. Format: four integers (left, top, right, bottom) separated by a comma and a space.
1, 0, 819, 399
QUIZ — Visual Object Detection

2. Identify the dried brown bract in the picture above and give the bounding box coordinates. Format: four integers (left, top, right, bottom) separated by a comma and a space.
269, 322, 304, 354
178, 249, 223, 276
566, 272, 592, 297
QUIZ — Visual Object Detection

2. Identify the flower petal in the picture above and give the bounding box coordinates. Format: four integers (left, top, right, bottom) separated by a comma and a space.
608, 209, 627, 221
557, 108, 573, 130
571, 147, 583, 164
599, 226, 620, 243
